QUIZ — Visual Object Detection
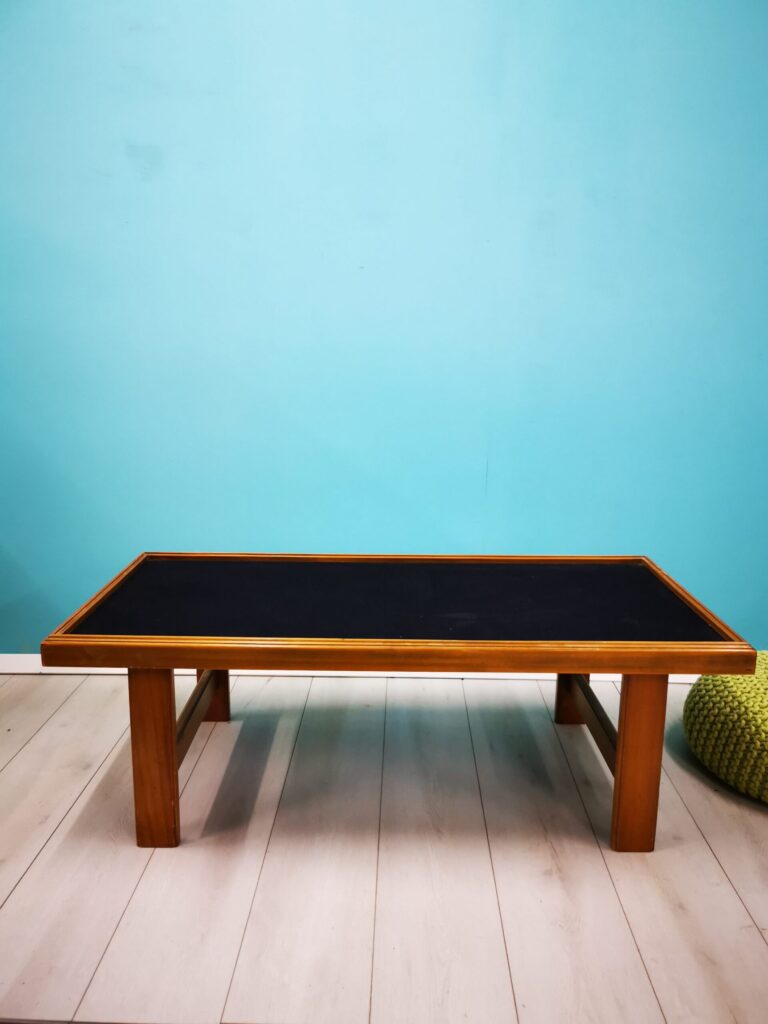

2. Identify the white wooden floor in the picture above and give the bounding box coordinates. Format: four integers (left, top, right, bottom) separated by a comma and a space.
0, 671, 767, 1024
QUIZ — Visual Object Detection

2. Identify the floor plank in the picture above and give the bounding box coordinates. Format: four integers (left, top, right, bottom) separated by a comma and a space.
0, 675, 213, 1022
370, 677, 516, 1024
2, 672, 767, 1024
542, 679, 768, 1024
0, 673, 86, 770
0, 674, 129, 907
0, 674, 12, 690
224, 676, 385, 1024
465, 678, 662, 1024
659, 684, 768, 941
75, 675, 309, 1024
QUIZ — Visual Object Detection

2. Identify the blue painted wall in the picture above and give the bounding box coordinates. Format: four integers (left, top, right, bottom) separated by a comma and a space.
1, 2, 767, 651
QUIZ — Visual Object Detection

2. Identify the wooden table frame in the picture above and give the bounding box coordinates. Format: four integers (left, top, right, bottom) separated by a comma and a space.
41, 553, 756, 852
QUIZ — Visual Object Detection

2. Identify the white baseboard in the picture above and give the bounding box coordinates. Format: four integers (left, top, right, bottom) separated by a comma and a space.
0, 653, 698, 684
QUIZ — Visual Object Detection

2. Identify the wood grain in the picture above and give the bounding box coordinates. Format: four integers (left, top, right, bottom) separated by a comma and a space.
370, 677, 516, 1024
41, 633, 756, 675
611, 674, 668, 851
175, 669, 215, 766
224, 676, 385, 1024
128, 667, 179, 847
465, 677, 662, 1024
202, 668, 230, 722
570, 673, 618, 772
554, 672, 585, 724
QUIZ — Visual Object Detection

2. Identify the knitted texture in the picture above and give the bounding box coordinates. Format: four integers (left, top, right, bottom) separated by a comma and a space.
683, 651, 768, 803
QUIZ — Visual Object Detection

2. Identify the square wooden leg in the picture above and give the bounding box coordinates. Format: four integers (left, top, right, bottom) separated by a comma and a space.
199, 668, 230, 722
128, 667, 180, 847
554, 673, 586, 724
610, 673, 669, 852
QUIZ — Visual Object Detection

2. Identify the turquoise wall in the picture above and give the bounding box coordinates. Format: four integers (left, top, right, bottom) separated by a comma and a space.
1, 2, 767, 652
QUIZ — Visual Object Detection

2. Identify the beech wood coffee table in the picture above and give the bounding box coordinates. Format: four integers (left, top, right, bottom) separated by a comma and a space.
41, 553, 755, 852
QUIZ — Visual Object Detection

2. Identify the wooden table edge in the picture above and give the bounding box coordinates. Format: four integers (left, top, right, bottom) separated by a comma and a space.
40, 634, 757, 675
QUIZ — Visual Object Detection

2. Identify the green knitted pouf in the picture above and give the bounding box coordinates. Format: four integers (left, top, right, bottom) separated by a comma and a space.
683, 651, 768, 803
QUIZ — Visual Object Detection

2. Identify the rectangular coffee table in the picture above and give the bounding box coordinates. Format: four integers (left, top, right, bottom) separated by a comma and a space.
41, 553, 755, 852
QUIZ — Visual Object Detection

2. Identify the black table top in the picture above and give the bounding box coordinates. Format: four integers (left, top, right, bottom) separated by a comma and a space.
71, 556, 725, 643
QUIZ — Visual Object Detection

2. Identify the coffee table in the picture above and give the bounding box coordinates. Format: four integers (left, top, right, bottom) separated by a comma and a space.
41, 553, 755, 851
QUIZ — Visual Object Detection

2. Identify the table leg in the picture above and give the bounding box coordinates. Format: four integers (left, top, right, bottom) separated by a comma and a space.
200, 668, 231, 722
554, 673, 586, 724
610, 673, 669, 852
128, 667, 180, 847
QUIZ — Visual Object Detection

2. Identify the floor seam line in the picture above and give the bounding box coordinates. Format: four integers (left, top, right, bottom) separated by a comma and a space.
70, 698, 219, 1021
462, 677, 521, 1024
367, 675, 388, 1024
0, 673, 89, 775
650, 686, 768, 952
217, 674, 313, 1024
542, 679, 668, 1023
0, 719, 130, 920
663, 764, 768, 951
